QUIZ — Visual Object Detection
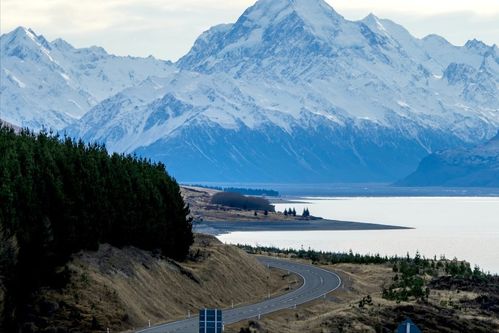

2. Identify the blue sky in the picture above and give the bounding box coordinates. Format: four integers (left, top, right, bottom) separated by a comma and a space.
1, 0, 498, 61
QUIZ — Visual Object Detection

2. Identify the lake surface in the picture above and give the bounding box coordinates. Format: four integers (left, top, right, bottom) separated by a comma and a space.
218, 197, 499, 274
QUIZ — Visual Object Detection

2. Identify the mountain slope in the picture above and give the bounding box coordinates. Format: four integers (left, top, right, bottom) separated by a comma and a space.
66, 0, 498, 182
0, 27, 174, 130
399, 132, 499, 187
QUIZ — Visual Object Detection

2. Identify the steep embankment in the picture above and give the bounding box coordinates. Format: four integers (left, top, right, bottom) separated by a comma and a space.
29, 235, 296, 332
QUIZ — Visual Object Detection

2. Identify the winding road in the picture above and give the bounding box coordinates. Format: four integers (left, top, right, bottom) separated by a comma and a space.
136, 257, 342, 333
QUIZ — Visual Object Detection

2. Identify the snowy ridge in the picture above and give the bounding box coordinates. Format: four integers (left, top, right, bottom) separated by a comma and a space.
69, 0, 498, 181
0, 27, 174, 130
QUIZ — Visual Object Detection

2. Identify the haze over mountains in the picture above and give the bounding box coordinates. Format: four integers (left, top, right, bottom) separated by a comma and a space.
1, 0, 498, 182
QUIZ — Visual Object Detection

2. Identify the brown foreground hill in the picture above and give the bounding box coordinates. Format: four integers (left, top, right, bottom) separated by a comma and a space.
6, 234, 499, 333
18, 235, 298, 333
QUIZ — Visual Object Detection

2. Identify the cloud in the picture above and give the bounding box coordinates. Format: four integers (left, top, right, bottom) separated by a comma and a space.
389, 11, 499, 45
1, 0, 498, 60
331, 0, 499, 16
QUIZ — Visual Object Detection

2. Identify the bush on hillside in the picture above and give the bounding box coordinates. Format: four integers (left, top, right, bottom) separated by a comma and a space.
211, 192, 275, 212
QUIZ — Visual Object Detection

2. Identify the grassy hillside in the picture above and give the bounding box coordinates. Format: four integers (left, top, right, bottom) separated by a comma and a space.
24, 235, 297, 332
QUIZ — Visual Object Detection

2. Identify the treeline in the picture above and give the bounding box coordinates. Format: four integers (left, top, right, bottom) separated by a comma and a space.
239, 245, 394, 264
188, 184, 279, 197
0, 126, 193, 330
210, 192, 275, 211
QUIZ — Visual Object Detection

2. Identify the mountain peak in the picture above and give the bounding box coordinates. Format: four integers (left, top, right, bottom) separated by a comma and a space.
243, 0, 343, 35
361, 13, 388, 32
423, 34, 449, 44
9, 26, 29, 36
1, 26, 51, 47
465, 38, 490, 53
2, 26, 31, 43
0, 26, 54, 60
177, 0, 348, 73
363, 13, 380, 23
4, 27, 39, 41
250, 0, 341, 16
51, 38, 74, 51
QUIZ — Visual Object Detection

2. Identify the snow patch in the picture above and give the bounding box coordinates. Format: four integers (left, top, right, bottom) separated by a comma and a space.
4, 69, 26, 88
60, 72, 70, 82
68, 99, 83, 111
397, 101, 410, 108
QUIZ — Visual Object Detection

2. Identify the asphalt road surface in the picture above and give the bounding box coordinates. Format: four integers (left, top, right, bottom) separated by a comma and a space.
136, 256, 342, 333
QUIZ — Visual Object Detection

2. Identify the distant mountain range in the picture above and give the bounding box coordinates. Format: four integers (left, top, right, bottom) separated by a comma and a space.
0, 27, 173, 130
1, 0, 498, 182
399, 132, 499, 187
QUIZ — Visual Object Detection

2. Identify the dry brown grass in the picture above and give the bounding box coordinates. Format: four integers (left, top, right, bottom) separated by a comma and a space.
37, 234, 299, 332
227, 262, 499, 333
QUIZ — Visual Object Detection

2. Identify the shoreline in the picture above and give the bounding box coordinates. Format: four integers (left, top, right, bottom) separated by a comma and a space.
193, 219, 411, 235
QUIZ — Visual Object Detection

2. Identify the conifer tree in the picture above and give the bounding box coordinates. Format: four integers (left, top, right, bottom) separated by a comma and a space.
0, 125, 194, 329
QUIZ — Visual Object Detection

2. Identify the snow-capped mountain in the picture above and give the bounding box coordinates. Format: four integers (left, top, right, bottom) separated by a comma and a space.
0, 27, 173, 130
66, 0, 498, 182
6, 0, 499, 182
399, 132, 499, 187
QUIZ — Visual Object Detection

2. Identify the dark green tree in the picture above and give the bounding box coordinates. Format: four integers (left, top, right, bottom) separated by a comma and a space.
0, 125, 193, 330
